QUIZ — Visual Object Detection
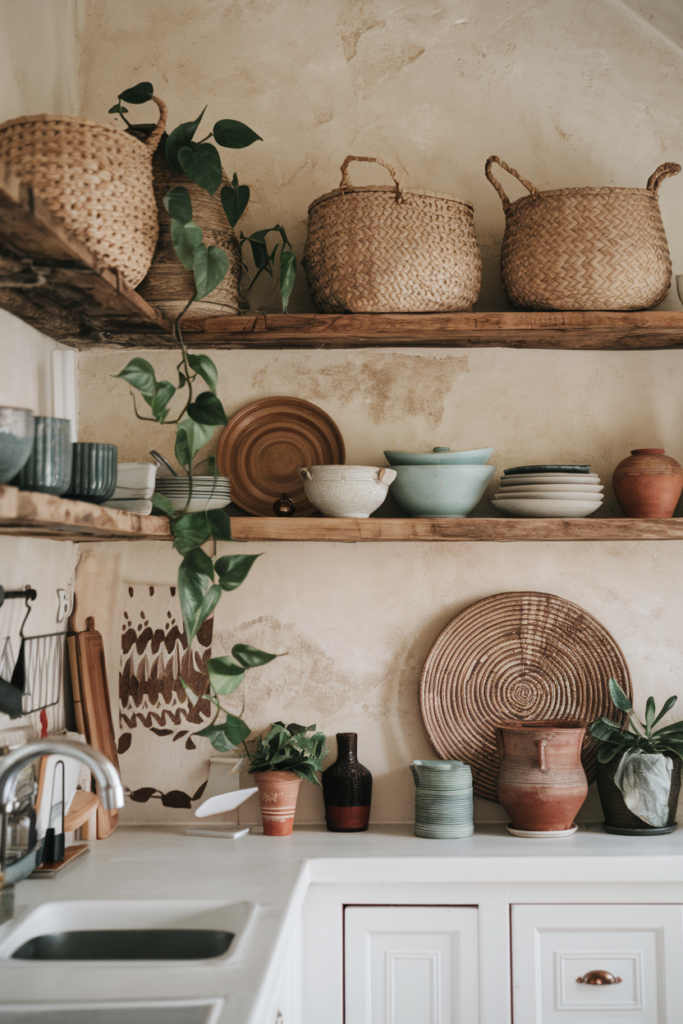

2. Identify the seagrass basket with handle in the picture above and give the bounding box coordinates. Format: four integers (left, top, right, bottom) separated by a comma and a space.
304, 155, 482, 313
0, 97, 167, 288
485, 155, 680, 311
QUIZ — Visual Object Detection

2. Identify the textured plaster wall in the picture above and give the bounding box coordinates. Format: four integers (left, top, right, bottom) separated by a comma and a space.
74, 0, 683, 823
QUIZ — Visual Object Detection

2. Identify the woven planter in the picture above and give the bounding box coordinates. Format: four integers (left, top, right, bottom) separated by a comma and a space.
0, 99, 167, 288
136, 132, 243, 318
304, 155, 482, 313
485, 155, 680, 311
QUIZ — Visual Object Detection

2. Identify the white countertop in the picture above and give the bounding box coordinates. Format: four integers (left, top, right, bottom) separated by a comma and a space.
2, 823, 683, 1022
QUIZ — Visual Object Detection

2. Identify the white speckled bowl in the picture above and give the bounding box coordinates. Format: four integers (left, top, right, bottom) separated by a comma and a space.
298, 465, 396, 518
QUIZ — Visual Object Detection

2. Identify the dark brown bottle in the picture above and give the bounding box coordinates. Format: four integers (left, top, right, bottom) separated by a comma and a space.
322, 732, 372, 832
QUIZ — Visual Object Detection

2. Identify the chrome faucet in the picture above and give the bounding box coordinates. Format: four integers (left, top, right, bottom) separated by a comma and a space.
0, 738, 125, 923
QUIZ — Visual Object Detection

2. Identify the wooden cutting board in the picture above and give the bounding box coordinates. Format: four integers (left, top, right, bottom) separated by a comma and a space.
73, 616, 119, 838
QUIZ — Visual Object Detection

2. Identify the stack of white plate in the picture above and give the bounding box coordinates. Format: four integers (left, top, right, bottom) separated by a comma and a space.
492, 466, 604, 518
155, 475, 231, 513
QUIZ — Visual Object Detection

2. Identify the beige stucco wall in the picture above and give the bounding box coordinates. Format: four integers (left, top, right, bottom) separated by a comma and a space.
73, 0, 683, 824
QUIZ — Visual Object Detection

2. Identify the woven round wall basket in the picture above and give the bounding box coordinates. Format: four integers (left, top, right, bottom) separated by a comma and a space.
136, 131, 242, 318
485, 155, 680, 311
304, 155, 482, 313
0, 98, 167, 288
419, 591, 632, 802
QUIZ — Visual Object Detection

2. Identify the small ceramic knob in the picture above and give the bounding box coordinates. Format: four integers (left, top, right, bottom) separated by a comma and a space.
433, 447, 450, 453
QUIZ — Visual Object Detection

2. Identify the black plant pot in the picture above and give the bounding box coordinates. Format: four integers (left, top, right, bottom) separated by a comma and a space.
596, 753, 681, 835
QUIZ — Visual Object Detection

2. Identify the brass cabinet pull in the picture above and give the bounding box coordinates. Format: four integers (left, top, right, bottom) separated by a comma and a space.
577, 970, 622, 985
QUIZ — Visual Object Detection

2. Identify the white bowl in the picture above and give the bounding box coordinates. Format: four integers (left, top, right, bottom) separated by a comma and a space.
499, 473, 600, 486
298, 465, 396, 518
497, 482, 604, 493
492, 497, 603, 518
494, 490, 604, 501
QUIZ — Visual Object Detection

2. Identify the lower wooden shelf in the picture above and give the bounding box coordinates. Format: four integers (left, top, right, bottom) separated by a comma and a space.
1, 487, 682, 542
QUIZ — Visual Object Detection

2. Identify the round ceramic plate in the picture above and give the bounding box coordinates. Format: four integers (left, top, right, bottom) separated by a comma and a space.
496, 482, 604, 493
216, 397, 345, 517
494, 490, 604, 501
419, 591, 632, 801
492, 497, 603, 518
507, 824, 578, 838
499, 473, 601, 486
503, 465, 590, 475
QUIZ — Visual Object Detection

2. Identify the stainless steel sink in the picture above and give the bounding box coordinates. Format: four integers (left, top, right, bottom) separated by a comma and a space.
11, 927, 233, 960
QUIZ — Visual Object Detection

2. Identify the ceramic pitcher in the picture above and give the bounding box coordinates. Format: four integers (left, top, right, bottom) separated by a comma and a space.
410, 759, 474, 839
495, 721, 588, 832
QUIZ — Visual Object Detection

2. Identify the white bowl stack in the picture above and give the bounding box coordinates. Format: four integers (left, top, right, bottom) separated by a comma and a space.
492, 465, 604, 518
155, 474, 231, 513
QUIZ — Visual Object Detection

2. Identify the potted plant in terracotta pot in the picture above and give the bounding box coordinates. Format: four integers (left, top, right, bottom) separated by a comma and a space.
590, 678, 683, 835
247, 722, 328, 836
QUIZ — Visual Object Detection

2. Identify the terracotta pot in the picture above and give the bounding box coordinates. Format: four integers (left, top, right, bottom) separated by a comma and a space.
253, 770, 302, 836
612, 448, 683, 518
495, 721, 588, 831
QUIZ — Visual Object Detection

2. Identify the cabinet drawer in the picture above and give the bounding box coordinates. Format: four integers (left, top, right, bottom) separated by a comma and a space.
512, 904, 683, 1023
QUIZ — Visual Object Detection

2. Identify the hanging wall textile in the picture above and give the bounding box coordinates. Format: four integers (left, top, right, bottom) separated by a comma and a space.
419, 591, 632, 802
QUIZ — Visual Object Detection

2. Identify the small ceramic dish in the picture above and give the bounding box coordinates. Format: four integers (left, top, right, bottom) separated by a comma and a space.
298, 465, 396, 518
390, 464, 496, 517
492, 497, 603, 518
499, 473, 601, 486
384, 447, 493, 466
494, 490, 604, 501
497, 482, 604, 493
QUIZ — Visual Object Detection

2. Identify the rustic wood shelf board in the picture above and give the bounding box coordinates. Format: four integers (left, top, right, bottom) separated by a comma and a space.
0, 486, 172, 541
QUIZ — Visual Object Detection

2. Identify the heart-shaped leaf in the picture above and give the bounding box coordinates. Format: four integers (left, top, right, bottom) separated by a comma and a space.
187, 391, 227, 426
213, 119, 262, 149
163, 185, 193, 226
165, 107, 206, 173
232, 643, 280, 668
119, 82, 154, 104
206, 508, 233, 541
187, 354, 218, 394
114, 357, 158, 397
193, 244, 229, 300
279, 250, 296, 313
215, 553, 261, 592
150, 380, 176, 423
178, 143, 223, 195
178, 548, 220, 646
175, 418, 214, 471
207, 655, 245, 695
172, 511, 213, 554
171, 219, 203, 270
152, 492, 176, 518
220, 183, 250, 228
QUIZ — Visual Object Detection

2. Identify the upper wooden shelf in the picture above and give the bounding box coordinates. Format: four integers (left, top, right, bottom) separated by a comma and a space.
2, 160, 683, 351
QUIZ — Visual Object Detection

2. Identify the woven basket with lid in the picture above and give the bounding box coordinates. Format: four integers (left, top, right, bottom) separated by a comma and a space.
0, 98, 167, 288
304, 155, 482, 313
485, 155, 680, 311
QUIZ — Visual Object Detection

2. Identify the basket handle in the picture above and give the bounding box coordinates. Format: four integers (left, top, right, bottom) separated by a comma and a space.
339, 155, 405, 203
144, 96, 168, 155
485, 155, 539, 212
646, 162, 681, 193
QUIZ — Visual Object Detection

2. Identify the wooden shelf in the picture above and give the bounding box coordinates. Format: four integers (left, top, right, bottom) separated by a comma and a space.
0, 486, 171, 541
2, 160, 683, 351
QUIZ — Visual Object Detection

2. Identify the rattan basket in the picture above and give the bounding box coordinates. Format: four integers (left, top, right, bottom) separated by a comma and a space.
485, 155, 680, 311
136, 133, 242, 318
0, 99, 167, 288
304, 155, 481, 313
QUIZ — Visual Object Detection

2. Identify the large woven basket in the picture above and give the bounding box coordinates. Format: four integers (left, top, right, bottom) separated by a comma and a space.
485, 155, 680, 311
304, 155, 481, 313
136, 132, 242, 318
0, 99, 167, 288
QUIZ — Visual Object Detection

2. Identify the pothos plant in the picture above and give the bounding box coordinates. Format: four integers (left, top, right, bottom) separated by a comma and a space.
589, 678, 683, 764
112, 82, 288, 754
110, 81, 297, 311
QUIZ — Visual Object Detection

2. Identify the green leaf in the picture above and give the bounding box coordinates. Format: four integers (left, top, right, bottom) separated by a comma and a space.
596, 743, 623, 764
119, 82, 154, 104
187, 391, 228, 426
172, 511, 213, 555
194, 724, 233, 753
187, 354, 218, 395
163, 185, 193, 225
171, 219, 203, 270
232, 643, 279, 668
152, 492, 176, 518
645, 696, 656, 731
206, 507, 233, 541
653, 695, 678, 728
165, 107, 206, 173
292, 762, 321, 786
608, 677, 633, 714
175, 418, 214, 471
178, 548, 220, 646
220, 182, 250, 227
150, 380, 176, 423
178, 142, 223, 195
108, 103, 128, 116
213, 119, 262, 149
279, 250, 296, 313
207, 656, 246, 695
193, 244, 229, 300
273, 224, 293, 251
215, 553, 261, 591
114, 357, 158, 397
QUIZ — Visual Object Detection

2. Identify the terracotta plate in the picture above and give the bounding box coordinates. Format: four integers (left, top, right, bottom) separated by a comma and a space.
216, 397, 345, 517
419, 592, 632, 802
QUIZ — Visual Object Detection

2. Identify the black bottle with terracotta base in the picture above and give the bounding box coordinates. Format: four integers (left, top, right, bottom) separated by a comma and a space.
322, 732, 372, 832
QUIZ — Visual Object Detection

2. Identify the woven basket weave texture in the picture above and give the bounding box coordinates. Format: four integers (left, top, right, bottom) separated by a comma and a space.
137, 133, 242, 318
0, 100, 167, 288
486, 156, 680, 311
305, 155, 482, 313
419, 591, 632, 802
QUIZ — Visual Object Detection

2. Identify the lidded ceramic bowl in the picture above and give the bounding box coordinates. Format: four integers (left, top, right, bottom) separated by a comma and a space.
384, 446, 493, 466
298, 465, 396, 518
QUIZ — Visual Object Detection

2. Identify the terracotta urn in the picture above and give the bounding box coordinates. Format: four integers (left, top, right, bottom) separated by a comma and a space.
253, 770, 302, 836
612, 448, 683, 518
495, 721, 588, 832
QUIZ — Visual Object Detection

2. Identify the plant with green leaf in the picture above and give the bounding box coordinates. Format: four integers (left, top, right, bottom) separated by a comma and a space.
589, 678, 683, 763
246, 722, 328, 786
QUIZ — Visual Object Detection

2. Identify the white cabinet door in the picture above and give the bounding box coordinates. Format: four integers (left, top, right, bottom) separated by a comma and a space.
344, 905, 479, 1024
512, 904, 683, 1023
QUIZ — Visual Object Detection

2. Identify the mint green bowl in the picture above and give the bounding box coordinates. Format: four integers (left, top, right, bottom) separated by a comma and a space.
384, 446, 493, 466
390, 464, 496, 517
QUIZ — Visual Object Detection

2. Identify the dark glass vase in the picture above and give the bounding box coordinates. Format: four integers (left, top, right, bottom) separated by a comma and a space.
322, 732, 372, 832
